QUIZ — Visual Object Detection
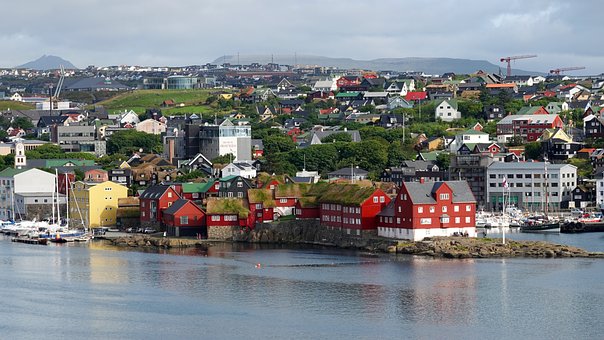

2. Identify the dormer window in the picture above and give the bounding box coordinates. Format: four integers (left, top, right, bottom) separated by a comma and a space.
439, 193, 450, 200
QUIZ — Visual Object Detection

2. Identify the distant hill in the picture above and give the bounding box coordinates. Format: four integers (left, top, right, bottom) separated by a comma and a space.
212, 54, 544, 75
17, 55, 78, 70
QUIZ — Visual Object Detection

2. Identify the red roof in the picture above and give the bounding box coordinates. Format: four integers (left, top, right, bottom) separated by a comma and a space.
486, 83, 516, 88
405, 91, 427, 101
577, 148, 595, 154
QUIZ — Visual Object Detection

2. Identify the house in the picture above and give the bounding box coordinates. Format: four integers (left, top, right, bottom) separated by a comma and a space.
483, 104, 506, 121
221, 161, 257, 179
318, 184, 391, 236
162, 199, 207, 237
312, 79, 337, 92
139, 185, 181, 227
206, 198, 250, 239
570, 185, 594, 209
545, 102, 569, 114
449, 129, 490, 153
516, 106, 549, 115
387, 97, 413, 110
248, 189, 276, 224
496, 114, 564, 142
380, 160, 445, 187
378, 114, 404, 128
118, 110, 140, 126
328, 167, 368, 182
36, 116, 68, 137
181, 182, 216, 202
109, 168, 133, 187
538, 128, 583, 161
377, 180, 477, 241
404, 91, 428, 102
218, 175, 253, 199
115, 197, 140, 230
583, 115, 604, 139
69, 181, 129, 228
434, 99, 461, 122
504, 75, 534, 87
136, 118, 166, 135
84, 169, 108, 183
336, 76, 360, 89
294, 196, 320, 220
309, 129, 361, 145
274, 183, 308, 216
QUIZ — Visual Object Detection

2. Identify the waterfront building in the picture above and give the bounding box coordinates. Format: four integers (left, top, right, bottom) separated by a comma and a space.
377, 180, 477, 241
139, 185, 181, 227
274, 183, 307, 216
205, 198, 251, 239
486, 162, 577, 211
162, 199, 207, 237
69, 181, 128, 228
0, 168, 62, 221
218, 175, 253, 199
248, 189, 276, 224
318, 184, 390, 236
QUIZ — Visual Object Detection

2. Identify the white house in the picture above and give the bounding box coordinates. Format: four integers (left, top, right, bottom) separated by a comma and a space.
221, 161, 257, 179
119, 110, 140, 126
435, 99, 461, 122
136, 119, 166, 135
449, 129, 490, 153
312, 79, 337, 92
596, 172, 604, 211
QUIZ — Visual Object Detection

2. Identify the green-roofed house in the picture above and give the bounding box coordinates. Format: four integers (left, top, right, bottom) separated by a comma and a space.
248, 188, 276, 223
0, 167, 61, 221
435, 99, 461, 122
26, 159, 97, 168
206, 197, 251, 239
515, 106, 549, 115
181, 181, 219, 201
317, 183, 391, 236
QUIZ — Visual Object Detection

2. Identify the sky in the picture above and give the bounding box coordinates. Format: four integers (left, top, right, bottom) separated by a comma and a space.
1, 0, 602, 74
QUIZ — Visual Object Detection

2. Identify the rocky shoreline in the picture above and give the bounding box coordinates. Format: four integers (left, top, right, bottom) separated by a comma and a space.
106, 221, 604, 259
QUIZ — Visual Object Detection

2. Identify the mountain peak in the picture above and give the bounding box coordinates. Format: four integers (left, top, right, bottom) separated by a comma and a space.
17, 55, 77, 70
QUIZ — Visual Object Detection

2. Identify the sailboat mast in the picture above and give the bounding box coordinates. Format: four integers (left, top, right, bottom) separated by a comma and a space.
65, 173, 69, 227
55, 169, 60, 225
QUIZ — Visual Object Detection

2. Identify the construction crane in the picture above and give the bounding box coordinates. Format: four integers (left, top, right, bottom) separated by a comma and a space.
549, 66, 585, 75
48, 65, 65, 115
500, 55, 537, 77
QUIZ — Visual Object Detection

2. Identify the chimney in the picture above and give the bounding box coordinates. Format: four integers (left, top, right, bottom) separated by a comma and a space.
419, 177, 425, 184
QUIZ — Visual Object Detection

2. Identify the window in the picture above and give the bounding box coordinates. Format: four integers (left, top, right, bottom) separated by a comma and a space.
168, 202, 172, 207
373, 197, 378, 203
440, 193, 450, 200
142, 211, 146, 217
396, 218, 400, 224
380, 196, 385, 203
237, 182, 243, 188
420, 218, 431, 225
180, 216, 189, 225
280, 198, 288, 203
441, 216, 450, 223
466, 205, 471, 211
455, 217, 460, 224
211, 215, 220, 221
237, 192, 243, 198
418, 207, 423, 213
465, 217, 471, 223
454, 205, 459, 212
429, 206, 435, 213
442, 206, 447, 212
167, 192, 172, 198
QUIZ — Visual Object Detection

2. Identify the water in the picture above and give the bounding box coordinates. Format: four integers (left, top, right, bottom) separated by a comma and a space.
484, 227, 604, 252
1, 235, 603, 340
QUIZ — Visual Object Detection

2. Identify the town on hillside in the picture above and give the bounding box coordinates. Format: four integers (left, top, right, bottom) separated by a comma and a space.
1, 61, 604, 240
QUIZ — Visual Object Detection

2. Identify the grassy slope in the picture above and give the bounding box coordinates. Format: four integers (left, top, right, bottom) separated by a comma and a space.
93, 89, 232, 115
0, 100, 35, 111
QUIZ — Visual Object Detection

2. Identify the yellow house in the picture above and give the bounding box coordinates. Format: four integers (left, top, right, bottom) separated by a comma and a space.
69, 181, 129, 228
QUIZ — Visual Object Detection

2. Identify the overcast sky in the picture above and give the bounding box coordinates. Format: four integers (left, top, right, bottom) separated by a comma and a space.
1, 0, 602, 74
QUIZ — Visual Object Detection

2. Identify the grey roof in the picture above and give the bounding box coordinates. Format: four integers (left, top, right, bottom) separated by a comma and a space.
64, 77, 129, 91
377, 200, 395, 217
328, 167, 369, 176
140, 185, 173, 199
404, 181, 476, 204
488, 162, 576, 171
37, 115, 68, 127
251, 139, 264, 150
311, 130, 362, 142
400, 160, 437, 170
163, 199, 194, 215
498, 114, 559, 125
291, 176, 314, 184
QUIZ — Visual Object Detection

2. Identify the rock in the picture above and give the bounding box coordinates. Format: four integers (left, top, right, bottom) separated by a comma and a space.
544, 250, 555, 258
386, 245, 397, 253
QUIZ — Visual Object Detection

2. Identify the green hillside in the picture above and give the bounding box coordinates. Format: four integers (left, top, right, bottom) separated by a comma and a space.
94, 89, 232, 115
0, 100, 35, 111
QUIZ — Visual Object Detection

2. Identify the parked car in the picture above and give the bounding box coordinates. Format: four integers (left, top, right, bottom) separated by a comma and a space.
143, 228, 157, 234
571, 208, 584, 217
126, 227, 136, 233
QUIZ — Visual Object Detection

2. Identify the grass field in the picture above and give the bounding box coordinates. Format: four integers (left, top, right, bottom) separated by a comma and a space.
93, 89, 233, 115
0, 100, 35, 111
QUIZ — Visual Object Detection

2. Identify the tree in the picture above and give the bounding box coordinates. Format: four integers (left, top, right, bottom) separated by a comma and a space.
457, 100, 483, 119
212, 153, 235, 164
10, 117, 34, 130
321, 132, 352, 143
436, 152, 451, 170
106, 130, 163, 154
263, 135, 296, 155
524, 142, 542, 160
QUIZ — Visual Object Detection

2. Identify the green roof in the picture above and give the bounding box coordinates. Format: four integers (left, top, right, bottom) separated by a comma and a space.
42, 159, 96, 167
0, 167, 29, 177
436, 99, 458, 110
206, 198, 249, 218
316, 183, 379, 205
247, 189, 276, 208
516, 106, 543, 115
335, 92, 360, 98
419, 151, 445, 161
275, 183, 309, 198
461, 129, 488, 135
182, 182, 210, 193
297, 196, 318, 208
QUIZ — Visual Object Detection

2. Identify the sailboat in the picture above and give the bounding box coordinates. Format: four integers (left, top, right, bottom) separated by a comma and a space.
520, 157, 560, 232
43, 171, 89, 242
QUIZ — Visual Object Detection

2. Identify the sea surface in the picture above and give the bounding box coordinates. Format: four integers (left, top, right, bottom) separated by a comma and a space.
0, 233, 603, 340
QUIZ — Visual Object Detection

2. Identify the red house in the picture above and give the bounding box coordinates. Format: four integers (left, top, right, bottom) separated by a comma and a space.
139, 185, 181, 227
57, 172, 76, 195
377, 180, 476, 241
294, 197, 320, 219
248, 189, 276, 224
274, 183, 308, 216
84, 169, 109, 183
162, 199, 207, 237
318, 184, 391, 236
206, 198, 251, 240
405, 91, 428, 102
336, 76, 360, 89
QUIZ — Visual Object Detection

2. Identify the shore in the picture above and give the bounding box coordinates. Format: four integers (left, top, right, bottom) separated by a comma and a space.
105, 231, 604, 259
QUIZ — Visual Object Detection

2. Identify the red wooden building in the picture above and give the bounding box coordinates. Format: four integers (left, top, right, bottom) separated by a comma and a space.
294, 197, 320, 219
336, 76, 360, 89
274, 183, 308, 216
206, 198, 252, 240
248, 189, 276, 224
377, 180, 477, 241
57, 172, 76, 195
139, 185, 181, 226
318, 184, 391, 236
162, 199, 207, 237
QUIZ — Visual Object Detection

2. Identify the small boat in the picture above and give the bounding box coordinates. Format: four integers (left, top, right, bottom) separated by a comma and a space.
520, 216, 560, 232
561, 214, 604, 233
